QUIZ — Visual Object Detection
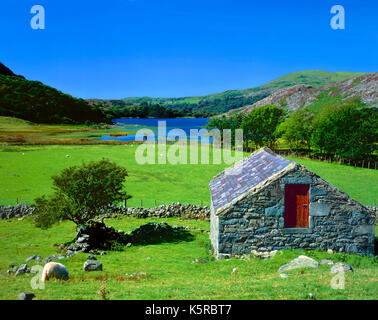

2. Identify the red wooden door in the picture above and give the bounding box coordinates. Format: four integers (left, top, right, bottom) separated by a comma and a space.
284, 184, 309, 228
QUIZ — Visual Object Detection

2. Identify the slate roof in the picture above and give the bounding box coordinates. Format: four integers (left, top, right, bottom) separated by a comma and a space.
209, 148, 295, 214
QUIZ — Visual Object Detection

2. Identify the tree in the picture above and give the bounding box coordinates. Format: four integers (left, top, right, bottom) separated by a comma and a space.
242, 105, 286, 149
34, 159, 130, 229
206, 113, 245, 146
311, 98, 378, 161
277, 108, 314, 152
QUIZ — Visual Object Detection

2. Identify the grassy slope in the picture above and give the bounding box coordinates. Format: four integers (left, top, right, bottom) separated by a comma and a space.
0, 216, 376, 300
259, 71, 366, 91
0, 75, 107, 124
122, 71, 364, 105
0, 145, 376, 206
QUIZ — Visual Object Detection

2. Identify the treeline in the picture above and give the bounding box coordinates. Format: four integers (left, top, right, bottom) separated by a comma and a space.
163, 92, 270, 114
0, 74, 110, 124
122, 91, 271, 114
101, 101, 214, 118
207, 98, 377, 162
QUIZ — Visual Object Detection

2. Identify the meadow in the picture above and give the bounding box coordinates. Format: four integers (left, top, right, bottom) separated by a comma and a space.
0, 216, 377, 300
0, 117, 377, 300
0, 144, 377, 207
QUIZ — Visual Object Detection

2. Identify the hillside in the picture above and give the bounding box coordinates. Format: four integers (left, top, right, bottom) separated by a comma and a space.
0, 62, 24, 79
226, 72, 378, 116
0, 63, 110, 124
104, 71, 365, 115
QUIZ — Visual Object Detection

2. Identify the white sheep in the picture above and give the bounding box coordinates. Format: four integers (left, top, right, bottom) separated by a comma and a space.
41, 262, 69, 281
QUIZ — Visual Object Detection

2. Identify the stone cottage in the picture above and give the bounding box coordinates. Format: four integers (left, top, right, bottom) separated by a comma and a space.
209, 148, 375, 258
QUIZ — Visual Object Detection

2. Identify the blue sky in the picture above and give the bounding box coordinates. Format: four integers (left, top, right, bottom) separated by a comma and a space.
1, 0, 377, 99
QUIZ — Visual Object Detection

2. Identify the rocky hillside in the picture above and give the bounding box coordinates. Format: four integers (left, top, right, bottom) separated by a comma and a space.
227, 72, 378, 116
0, 62, 24, 79
97, 71, 364, 115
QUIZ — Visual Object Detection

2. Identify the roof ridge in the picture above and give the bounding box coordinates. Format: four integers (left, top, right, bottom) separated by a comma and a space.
215, 162, 297, 215
209, 148, 297, 213
209, 147, 291, 184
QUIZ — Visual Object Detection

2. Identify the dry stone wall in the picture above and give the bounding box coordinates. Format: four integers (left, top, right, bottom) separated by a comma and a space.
0, 203, 210, 221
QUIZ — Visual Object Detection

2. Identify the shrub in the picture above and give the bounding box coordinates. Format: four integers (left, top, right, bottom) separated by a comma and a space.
33, 159, 130, 228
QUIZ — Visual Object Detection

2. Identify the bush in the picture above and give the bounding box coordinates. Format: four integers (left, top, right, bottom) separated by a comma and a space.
33, 159, 130, 228
311, 99, 377, 161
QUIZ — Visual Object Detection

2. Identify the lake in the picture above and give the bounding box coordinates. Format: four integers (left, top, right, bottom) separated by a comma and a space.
99, 118, 211, 142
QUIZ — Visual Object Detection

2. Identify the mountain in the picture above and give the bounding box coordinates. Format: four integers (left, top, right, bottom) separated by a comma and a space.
226, 72, 378, 116
0, 62, 24, 79
112, 71, 365, 115
0, 63, 109, 124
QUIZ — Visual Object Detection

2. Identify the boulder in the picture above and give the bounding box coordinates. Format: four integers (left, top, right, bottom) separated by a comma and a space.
83, 260, 102, 272
278, 255, 319, 272
26, 255, 42, 263
330, 262, 354, 274
42, 255, 58, 263
15, 264, 28, 276
18, 292, 35, 300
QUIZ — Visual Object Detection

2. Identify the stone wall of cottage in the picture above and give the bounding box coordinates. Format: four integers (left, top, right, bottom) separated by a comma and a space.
211, 165, 376, 257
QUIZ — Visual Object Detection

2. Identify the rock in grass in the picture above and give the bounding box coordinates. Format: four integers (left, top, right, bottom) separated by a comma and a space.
87, 254, 96, 260
15, 264, 28, 276
18, 292, 35, 300
26, 255, 42, 263
66, 250, 76, 258
83, 260, 102, 272
279, 273, 289, 278
278, 255, 318, 272
42, 255, 58, 263
330, 262, 354, 274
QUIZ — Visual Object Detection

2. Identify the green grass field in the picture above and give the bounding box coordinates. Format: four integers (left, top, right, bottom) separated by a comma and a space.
0, 133, 377, 300
0, 144, 376, 207
0, 216, 377, 300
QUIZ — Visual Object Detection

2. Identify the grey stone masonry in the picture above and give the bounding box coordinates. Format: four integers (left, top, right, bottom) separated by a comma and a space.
0, 203, 210, 220
211, 164, 375, 257
0, 204, 35, 220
